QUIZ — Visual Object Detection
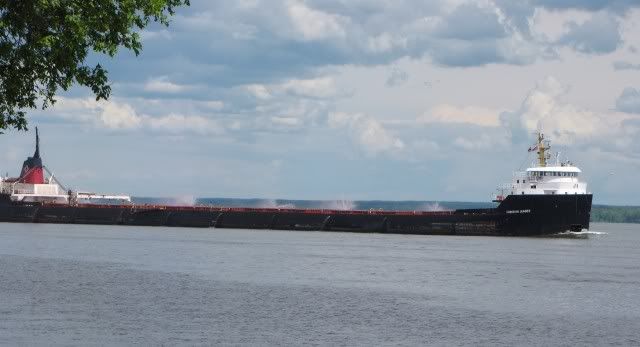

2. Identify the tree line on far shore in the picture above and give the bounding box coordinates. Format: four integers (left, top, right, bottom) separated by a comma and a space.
591, 205, 640, 223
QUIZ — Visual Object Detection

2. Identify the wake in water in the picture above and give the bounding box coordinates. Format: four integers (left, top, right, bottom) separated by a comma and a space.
541, 230, 608, 239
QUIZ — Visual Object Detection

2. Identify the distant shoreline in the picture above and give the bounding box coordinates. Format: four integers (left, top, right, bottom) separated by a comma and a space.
591, 205, 640, 224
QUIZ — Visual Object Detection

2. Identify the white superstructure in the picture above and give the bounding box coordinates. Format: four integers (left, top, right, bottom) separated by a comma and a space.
1, 176, 70, 203
1, 172, 131, 204
1, 129, 131, 205
495, 132, 588, 201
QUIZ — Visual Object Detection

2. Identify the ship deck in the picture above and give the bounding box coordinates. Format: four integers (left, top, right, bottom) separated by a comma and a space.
42, 202, 497, 216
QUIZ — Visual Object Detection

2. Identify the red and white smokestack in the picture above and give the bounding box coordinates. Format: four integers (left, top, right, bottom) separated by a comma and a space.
20, 127, 45, 184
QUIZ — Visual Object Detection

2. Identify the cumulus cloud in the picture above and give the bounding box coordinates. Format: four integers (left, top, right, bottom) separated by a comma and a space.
44, 97, 223, 134
367, 32, 408, 54
426, 2, 549, 67
245, 84, 272, 100
533, 0, 640, 13
105, 0, 623, 93
328, 112, 404, 156
287, 0, 348, 41
616, 88, 640, 114
90, 0, 640, 101
434, 3, 507, 41
100, 102, 142, 129
557, 12, 622, 54
419, 105, 502, 127
246, 76, 344, 100
280, 77, 341, 98
143, 76, 190, 93
500, 77, 626, 144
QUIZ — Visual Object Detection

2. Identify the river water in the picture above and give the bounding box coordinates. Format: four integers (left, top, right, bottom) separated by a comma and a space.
0, 222, 638, 346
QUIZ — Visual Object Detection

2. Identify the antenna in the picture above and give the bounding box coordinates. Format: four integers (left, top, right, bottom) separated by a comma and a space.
34, 127, 40, 158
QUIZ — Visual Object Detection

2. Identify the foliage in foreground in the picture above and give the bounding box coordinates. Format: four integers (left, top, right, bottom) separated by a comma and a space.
0, 0, 189, 132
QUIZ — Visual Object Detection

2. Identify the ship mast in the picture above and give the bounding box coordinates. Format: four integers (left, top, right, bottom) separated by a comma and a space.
537, 132, 546, 167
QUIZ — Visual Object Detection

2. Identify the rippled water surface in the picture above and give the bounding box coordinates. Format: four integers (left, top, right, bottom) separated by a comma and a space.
0, 223, 639, 345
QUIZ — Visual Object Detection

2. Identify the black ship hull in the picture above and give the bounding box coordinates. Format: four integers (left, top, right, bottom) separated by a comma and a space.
0, 194, 592, 236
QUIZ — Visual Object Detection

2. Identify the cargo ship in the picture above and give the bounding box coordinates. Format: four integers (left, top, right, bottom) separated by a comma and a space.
0, 129, 592, 236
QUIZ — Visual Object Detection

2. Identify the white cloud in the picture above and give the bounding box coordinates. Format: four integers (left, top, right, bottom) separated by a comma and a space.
203, 101, 225, 110
367, 32, 407, 53
328, 112, 404, 156
280, 77, 338, 98
501, 76, 630, 145
100, 102, 142, 129
144, 76, 189, 93
419, 105, 502, 127
557, 12, 622, 54
44, 97, 223, 135
246, 84, 272, 100
287, 1, 347, 40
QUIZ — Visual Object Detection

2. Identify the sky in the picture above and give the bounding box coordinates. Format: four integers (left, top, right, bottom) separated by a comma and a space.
1, 0, 640, 204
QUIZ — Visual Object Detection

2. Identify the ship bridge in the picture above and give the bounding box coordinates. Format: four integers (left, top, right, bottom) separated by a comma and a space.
494, 132, 588, 201
511, 165, 587, 195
